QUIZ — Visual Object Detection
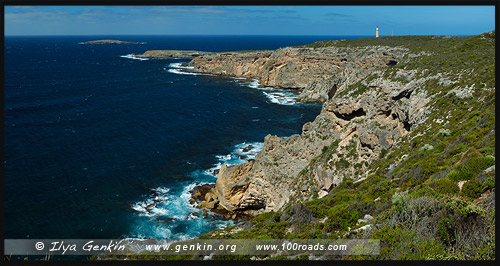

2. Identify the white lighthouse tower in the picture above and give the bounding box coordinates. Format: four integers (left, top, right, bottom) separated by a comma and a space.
376, 26, 379, 38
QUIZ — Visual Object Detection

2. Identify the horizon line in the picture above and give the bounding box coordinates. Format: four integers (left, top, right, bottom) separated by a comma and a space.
4, 33, 474, 37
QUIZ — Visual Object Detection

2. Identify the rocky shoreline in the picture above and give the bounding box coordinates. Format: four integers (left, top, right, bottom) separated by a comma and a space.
168, 34, 494, 237
189, 183, 252, 221
185, 43, 422, 216
134, 50, 210, 59
117, 33, 497, 260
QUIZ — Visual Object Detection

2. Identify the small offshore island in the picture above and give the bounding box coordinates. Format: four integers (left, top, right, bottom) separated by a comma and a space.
112, 31, 495, 261
80, 39, 144, 44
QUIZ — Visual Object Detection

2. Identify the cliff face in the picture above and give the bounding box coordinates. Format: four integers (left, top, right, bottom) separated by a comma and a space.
190, 44, 425, 213
190, 46, 405, 102
188, 35, 494, 215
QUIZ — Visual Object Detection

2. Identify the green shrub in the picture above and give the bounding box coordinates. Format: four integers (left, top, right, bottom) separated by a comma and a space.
446, 169, 460, 181
391, 192, 408, 207
421, 163, 440, 178
482, 176, 495, 190
445, 198, 486, 218
260, 222, 288, 239
433, 178, 459, 195
460, 180, 484, 199
448, 156, 495, 181
410, 185, 441, 198
324, 208, 360, 232
371, 226, 448, 260
438, 128, 451, 136
336, 158, 350, 169
434, 141, 449, 153
380, 149, 388, 158
436, 217, 456, 246
322, 145, 329, 153
309, 206, 329, 219
421, 144, 434, 151
340, 178, 354, 188
450, 144, 467, 156
457, 147, 483, 164
252, 212, 276, 226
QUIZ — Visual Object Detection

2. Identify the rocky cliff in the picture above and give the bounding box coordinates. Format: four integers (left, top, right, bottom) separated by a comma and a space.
190, 46, 404, 102
114, 33, 495, 261
189, 41, 436, 213
189, 33, 494, 222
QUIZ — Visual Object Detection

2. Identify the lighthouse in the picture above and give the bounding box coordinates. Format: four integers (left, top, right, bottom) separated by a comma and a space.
376, 26, 379, 38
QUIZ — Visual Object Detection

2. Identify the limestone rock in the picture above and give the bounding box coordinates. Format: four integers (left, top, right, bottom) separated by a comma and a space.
187, 44, 434, 213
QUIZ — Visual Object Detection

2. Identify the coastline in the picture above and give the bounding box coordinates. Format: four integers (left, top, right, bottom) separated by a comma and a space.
167, 34, 495, 251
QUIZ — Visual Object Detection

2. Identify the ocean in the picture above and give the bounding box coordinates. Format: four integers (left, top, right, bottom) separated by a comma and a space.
4, 35, 366, 240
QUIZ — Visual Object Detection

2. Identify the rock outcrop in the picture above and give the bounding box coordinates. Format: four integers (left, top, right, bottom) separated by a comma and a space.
135, 50, 209, 59
190, 46, 407, 102
188, 44, 435, 213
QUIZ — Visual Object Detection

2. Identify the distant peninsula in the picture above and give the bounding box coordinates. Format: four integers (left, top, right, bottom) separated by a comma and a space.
79, 39, 145, 44
133, 50, 210, 59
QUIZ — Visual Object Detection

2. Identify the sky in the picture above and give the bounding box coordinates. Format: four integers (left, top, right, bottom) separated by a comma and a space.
4, 5, 495, 36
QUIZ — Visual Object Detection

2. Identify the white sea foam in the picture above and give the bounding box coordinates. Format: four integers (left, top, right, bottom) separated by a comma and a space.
131, 186, 171, 217
262, 91, 297, 105
233, 142, 264, 161
129, 182, 234, 240
216, 154, 232, 162
128, 142, 264, 240
236, 78, 299, 105
237, 79, 260, 89
203, 142, 264, 177
167, 63, 215, 76
120, 54, 149, 61
168, 62, 194, 69
247, 79, 260, 89
167, 68, 200, 75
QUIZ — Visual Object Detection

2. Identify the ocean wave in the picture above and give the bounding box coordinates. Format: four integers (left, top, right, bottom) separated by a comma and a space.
236, 79, 299, 105
203, 142, 264, 177
168, 62, 194, 69
166, 63, 215, 76
247, 79, 261, 89
130, 186, 171, 217
120, 54, 149, 61
128, 183, 234, 240
167, 68, 200, 75
262, 91, 297, 105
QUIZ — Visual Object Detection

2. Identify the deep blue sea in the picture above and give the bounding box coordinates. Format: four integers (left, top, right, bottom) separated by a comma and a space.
4, 35, 367, 240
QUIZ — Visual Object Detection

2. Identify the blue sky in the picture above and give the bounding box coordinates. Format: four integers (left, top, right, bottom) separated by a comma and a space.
4, 5, 495, 36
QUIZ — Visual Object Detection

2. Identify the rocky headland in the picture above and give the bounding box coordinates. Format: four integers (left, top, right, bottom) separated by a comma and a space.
115, 32, 495, 260
181, 33, 495, 260
188, 42, 429, 213
134, 50, 210, 59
